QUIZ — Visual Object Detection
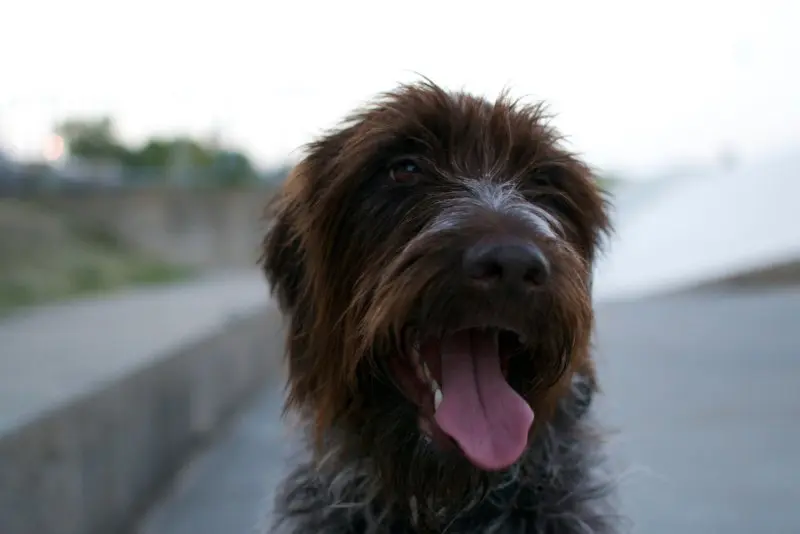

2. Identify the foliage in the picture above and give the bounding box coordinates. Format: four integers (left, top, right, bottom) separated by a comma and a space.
54, 117, 260, 187
56, 117, 129, 162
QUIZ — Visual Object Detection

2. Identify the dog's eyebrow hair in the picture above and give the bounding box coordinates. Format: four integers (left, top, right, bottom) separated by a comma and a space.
465, 180, 518, 208
524, 205, 564, 238
462, 180, 564, 238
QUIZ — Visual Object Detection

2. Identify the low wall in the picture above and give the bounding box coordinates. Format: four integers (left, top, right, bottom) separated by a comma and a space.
32, 186, 276, 271
675, 258, 800, 294
0, 274, 284, 534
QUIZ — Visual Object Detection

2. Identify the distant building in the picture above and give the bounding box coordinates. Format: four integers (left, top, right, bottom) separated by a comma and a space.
57, 156, 124, 185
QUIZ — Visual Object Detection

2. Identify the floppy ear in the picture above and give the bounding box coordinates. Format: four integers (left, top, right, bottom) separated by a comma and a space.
545, 160, 613, 267
259, 164, 347, 435
259, 168, 306, 311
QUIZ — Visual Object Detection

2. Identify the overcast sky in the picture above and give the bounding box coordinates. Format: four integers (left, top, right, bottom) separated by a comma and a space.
1, 0, 798, 176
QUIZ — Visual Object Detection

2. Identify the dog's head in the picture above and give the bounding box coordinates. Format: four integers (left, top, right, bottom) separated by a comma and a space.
262, 81, 611, 501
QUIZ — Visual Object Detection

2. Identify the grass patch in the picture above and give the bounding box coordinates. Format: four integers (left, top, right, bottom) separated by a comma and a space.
0, 198, 194, 316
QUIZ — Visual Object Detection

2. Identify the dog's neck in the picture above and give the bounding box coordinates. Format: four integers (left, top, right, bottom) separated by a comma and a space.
273, 372, 616, 533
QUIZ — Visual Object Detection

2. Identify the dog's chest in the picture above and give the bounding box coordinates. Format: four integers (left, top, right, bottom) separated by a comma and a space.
398, 487, 538, 534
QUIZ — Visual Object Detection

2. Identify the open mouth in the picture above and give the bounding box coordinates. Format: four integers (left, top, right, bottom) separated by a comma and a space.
392, 326, 535, 472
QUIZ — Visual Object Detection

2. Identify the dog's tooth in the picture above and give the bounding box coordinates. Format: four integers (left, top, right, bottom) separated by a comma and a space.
414, 363, 427, 384
410, 348, 421, 380
434, 388, 443, 410
422, 362, 433, 382
422, 363, 441, 393
411, 346, 421, 365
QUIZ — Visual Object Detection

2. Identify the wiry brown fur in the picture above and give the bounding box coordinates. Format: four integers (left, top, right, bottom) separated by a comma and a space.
261, 80, 617, 533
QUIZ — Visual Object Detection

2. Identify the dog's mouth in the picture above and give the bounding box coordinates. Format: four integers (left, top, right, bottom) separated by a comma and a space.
391, 326, 534, 471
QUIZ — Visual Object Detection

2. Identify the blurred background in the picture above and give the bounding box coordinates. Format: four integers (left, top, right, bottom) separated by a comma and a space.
0, 0, 797, 533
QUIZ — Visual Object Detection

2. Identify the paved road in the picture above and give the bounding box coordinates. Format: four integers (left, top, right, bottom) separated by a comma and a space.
138, 287, 800, 534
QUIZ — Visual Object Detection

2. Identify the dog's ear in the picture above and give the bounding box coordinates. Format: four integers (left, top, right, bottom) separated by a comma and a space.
260, 166, 307, 311
260, 160, 355, 439
548, 161, 613, 267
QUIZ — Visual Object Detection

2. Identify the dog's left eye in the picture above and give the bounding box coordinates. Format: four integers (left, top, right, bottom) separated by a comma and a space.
389, 159, 422, 183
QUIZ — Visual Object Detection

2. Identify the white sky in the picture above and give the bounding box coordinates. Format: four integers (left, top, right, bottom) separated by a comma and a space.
1, 0, 798, 175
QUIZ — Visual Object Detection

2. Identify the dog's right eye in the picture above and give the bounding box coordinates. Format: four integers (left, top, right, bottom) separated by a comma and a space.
389, 159, 423, 184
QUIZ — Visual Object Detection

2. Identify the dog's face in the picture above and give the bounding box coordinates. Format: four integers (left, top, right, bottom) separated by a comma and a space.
262, 82, 610, 494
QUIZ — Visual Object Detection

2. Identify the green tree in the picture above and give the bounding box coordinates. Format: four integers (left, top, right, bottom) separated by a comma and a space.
129, 137, 216, 169
56, 117, 130, 162
54, 116, 261, 187
209, 150, 258, 186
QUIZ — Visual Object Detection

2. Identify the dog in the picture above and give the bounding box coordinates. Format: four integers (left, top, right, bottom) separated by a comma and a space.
260, 80, 616, 533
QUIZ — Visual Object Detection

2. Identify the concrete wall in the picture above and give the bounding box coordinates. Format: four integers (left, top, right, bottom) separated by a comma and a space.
33, 187, 277, 270
0, 303, 284, 534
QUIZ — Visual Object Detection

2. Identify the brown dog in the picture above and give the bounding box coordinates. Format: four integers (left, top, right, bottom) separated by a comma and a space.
261, 80, 616, 533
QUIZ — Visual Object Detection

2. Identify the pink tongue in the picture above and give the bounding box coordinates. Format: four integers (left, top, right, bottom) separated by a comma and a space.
433, 330, 534, 471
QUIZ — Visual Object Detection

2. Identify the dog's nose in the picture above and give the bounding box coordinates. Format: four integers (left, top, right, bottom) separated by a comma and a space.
463, 239, 550, 288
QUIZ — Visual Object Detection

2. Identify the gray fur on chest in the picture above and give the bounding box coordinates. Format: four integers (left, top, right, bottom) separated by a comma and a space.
269, 375, 617, 534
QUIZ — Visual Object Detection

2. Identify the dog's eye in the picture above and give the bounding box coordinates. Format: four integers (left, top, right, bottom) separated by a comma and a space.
528, 172, 553, 188
389, 159, 422, 184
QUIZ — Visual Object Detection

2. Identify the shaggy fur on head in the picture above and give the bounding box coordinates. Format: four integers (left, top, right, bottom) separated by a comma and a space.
261, 80, 617, 533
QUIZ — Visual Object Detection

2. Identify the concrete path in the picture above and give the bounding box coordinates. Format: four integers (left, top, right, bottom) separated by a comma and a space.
595, 287, 800, 534
0, 270, 268, 436
136, 385, 293, 534
138, 287, 800, 534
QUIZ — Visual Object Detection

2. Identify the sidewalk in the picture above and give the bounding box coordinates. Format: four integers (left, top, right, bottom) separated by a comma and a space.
0, 270, 268, 436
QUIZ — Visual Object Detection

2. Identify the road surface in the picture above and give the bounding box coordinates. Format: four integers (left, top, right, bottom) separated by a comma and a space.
137, 287, 800, 534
